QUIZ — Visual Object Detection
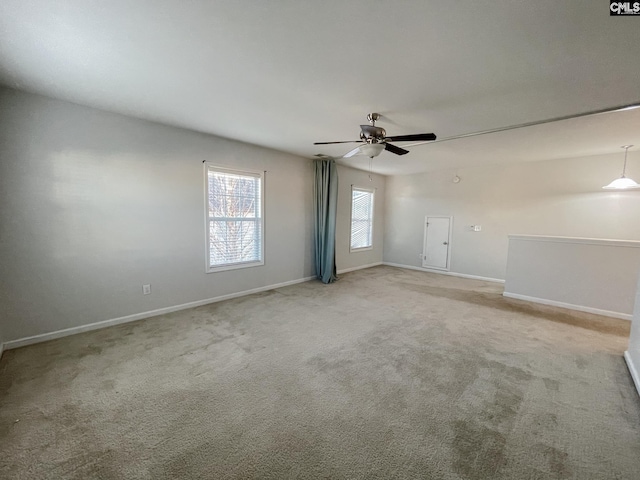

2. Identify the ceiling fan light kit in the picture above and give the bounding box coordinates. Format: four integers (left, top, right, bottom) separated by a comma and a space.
314, 113, 437, 159
602, 145, 640, 190
359, 143, 385, 158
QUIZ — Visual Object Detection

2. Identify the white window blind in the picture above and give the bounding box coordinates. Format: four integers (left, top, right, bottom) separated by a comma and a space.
350, 187, 374, 251
205, 165, 264, 272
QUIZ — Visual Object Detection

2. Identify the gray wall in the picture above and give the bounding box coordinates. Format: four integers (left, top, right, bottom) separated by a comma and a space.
384, 156, 640, 280
335, 165, 385, 273
0, 88, 315, 342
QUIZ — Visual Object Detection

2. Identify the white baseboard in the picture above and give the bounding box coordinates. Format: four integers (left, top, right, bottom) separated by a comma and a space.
502, 292, 632, 321
624, 351, 640, 397
382, 262, 505, 284
337, 262, 383, 275
4, 276, 316, 350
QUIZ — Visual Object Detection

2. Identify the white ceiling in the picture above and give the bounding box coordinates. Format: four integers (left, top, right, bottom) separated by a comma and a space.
1, 1, 640, 175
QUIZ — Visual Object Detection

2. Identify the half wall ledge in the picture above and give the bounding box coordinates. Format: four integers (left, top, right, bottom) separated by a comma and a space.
503, 235, 640, 320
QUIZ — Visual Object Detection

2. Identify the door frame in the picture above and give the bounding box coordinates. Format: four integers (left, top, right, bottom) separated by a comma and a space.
423, 215, 453, 271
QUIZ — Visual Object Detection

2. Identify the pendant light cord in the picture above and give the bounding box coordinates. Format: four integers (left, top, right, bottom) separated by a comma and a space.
622, 146, 630, 177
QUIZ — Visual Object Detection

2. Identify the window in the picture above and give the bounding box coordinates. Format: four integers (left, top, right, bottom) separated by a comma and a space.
205, 164, 264, 272
350, 187, 374, 251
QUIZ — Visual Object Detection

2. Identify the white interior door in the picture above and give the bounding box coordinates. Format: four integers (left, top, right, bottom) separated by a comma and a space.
423, 216, 451, 270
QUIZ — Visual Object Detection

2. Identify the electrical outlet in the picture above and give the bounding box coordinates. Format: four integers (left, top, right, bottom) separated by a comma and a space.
474, 225, 482, 232
142, 284, 151, 295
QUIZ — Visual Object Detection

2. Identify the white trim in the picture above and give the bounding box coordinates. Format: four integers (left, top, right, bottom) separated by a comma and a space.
204, 163, 265, 273
349, 186, 375, 252
349, 246, 373, 253
206, 259, 264, 274
624, 351, 640, 398
502, 292, 632, 320
382, 262, 505, 284
337, 262, 383, 274
4, 276, 315, 350
508, 235, 640, 248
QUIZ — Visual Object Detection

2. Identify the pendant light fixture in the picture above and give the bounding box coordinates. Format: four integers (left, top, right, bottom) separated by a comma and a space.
603, 145, 640, 190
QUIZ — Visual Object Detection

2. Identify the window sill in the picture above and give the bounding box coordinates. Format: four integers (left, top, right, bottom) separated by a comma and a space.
350, 246, 373, 253
206, 260, 264, 273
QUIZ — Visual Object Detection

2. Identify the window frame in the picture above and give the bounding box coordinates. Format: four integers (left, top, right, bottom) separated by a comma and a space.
204, 163, 265, 273
349, 186, 375, 252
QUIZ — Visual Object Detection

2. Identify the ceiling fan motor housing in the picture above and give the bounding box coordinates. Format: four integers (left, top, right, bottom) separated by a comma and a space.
360, 124, 386, 142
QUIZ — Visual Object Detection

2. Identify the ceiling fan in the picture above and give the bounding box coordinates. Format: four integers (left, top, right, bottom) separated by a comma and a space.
314, 113, 437, 158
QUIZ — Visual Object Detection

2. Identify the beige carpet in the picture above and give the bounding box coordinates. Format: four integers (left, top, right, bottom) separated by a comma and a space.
1, 266, 639, 479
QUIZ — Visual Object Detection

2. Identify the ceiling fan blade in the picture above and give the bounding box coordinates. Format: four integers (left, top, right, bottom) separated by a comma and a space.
343, 146, 363, 158
384, 143, 409, 156
313, 140, 361, 145
385, 133, 437, 142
